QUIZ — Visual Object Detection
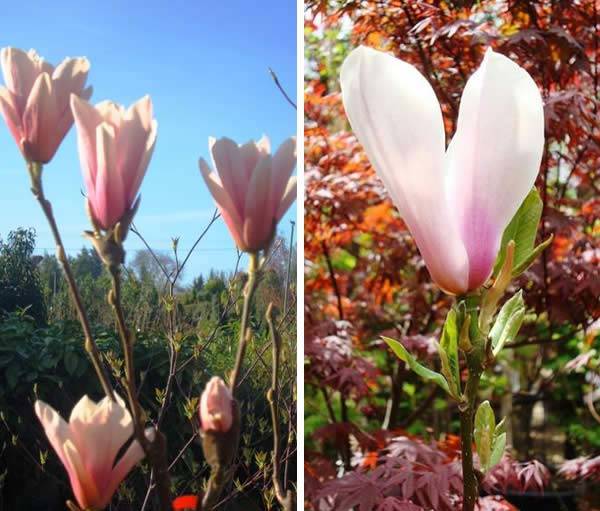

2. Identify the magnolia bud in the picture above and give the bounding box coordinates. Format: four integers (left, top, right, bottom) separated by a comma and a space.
198, 377, 240, 470
199, 377, 233, 433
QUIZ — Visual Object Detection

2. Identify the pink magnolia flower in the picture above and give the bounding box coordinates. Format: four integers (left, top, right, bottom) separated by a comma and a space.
35, 394, 154, 510
199, 376, 233, 433
70, 94, 157, 230
0, 47, 92, 163
340, 47, 544, 295
199, 136, 296, 252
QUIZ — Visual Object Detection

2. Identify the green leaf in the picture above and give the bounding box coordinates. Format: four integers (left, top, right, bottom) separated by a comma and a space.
493, 188, 542, 275
495, 417, 507, 437
382, 336, 450, 395
330, 248, 357, 271
512, 234, 553, 277
64, 351, 79, 376
489, 432, 507, 470
439, 309, 460, 398
489, 291, 525, 356
474, 400, 495, 472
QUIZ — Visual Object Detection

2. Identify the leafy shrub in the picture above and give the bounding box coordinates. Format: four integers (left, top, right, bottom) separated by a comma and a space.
0, 228, 45, 323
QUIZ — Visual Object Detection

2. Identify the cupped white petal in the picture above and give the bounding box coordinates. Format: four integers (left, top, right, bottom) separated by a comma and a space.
340, 46, 469, 294
445, 48, 545, 289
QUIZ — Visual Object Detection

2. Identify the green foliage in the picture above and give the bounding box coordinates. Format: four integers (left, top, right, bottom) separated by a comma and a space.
0, 228, 45, 323
489, 291, 525, 356
438, 309, 461, 399
474, 401, 506, 474
383, 336, 451, 396
0, 309, 296, 509
492, 188, 552, 278
493, 189, 542, 274
0, 231, 297, 509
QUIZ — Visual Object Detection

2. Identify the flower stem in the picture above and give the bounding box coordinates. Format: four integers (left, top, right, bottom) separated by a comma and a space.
460, 367, 482, 511
107, 265, 171, 511
459, 295, 485, 511
27, 161, 114, 400
229, 253, 259, 392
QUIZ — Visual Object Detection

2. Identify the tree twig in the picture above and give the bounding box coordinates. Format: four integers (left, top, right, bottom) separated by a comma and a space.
108, 265, 171, 511
28, 161, 114, 400
268, 67, 297, 110
266, 303, 295, 510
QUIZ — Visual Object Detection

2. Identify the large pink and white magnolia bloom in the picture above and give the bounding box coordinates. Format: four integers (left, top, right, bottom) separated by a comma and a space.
70, 95, 157, 231
340, 47, 544, 295
199, 136, 296, 253
0, 47, 92, 163
35, 395, 154, 510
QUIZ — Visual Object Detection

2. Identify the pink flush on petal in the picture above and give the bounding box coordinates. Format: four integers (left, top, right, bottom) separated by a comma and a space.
199, 136, 297, 253
460, 204, 500, 290
0, 47, 92, 163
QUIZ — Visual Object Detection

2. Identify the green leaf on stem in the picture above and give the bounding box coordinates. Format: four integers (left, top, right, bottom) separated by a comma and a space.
493, 188, 542, 276
475, 401, 506, 473
382, 336, 451, 395
495, 417, 507, 436
490, 432, 507, 469
489, 291, 525, 356
438, 309, 461, 398
475, 400, 495, 472
511, 234, 553, 277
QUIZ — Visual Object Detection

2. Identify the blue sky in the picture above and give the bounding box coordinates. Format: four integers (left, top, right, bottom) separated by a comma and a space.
0, 0, 297, 283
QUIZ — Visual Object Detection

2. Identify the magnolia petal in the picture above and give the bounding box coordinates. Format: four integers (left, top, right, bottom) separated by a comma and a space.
244, 154, 273, 250
94, 122, 123, 228
68, 395, 133, 492
275, 176, 297, 221
199, 157, 244, 233
63, 438, 102, 509
71, 94, 103, 194
210, 137, 246, 215
257, 134, 271, 154
270, 137, 296, 215
239, 140, 261, 184
34, 400, 72, 471
101, 439, 144, 508
80, 85, 93, 101
52, 57, 90, 112
117, 99, 153, 203
103, 428, 153, 509
32, 50, 54, 77
126, 94, 153, 131
340, 45, 469, 294
96, 100, 124, 128
22, 72, 59, 162
0, 86, 23, 145
446, 48, 545, 290
1, 47, 38, 105
125, 119, 157, 205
